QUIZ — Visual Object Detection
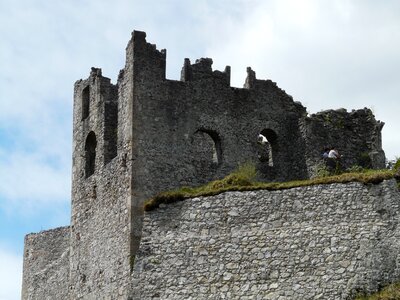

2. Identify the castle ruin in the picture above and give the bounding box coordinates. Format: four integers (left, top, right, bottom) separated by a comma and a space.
22, 31, 397, 300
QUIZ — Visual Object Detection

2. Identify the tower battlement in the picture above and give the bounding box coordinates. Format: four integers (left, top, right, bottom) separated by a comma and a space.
21, 30, 388, 300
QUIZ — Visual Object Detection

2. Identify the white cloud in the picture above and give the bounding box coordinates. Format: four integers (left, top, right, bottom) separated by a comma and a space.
0, 247, 22, 300
0, 149, 70, 213
0, 0, 398, 221
0, 1, 399, 219
204, 0, 400, 159
0, 1, 399, 298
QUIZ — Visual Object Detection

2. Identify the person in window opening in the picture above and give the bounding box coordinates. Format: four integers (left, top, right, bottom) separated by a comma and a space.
328, 147, 341, 160
257, 134, 271, 164
257, 134, 268, 145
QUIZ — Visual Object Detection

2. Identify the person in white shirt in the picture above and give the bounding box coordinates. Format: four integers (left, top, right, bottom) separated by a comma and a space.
328, 148, 340, 159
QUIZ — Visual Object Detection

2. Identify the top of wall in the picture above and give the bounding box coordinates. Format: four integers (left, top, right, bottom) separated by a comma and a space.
72, 30, 385, 197
22, 226, 70, 300
131, 179, 400, 299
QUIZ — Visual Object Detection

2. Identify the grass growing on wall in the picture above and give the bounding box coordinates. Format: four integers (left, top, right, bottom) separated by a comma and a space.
144, 163, 396, 211
354, 282, 400, 299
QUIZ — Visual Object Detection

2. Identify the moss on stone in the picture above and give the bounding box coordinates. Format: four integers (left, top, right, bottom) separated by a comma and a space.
354, 282, 400, 299
394, 158, 400, 172
144, 166, 395, 211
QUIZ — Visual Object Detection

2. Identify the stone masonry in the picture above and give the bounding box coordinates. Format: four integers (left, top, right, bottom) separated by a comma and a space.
131, 180, 400, 299
21, 30, 390, 299
22, 226, 70, 300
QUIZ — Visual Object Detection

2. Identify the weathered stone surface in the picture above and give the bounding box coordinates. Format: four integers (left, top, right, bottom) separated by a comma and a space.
21, 226, 70, 300
301, 108, 386, 177
131, 180, 400, 299
21, 30, 389, 299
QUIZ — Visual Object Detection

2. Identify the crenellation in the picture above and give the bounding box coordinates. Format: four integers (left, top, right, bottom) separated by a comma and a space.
244, 66, 256, 88
131, 30, 166, 81
190, 57, 213, 81
180, 58, 192, 82
22, 30, 391, 300
224, 65, 231, 85
180, 57, 231, 84
89, 67, 102, 78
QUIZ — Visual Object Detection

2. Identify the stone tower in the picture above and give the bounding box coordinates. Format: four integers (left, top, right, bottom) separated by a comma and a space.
21, 30, 386, 299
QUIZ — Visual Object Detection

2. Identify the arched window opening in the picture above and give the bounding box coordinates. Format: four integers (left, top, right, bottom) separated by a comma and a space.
192, 128, 222, 167
82, 86, 90, 120
257, 129, 277, 166
85, 131, 97, 178
198, 128, 222, 165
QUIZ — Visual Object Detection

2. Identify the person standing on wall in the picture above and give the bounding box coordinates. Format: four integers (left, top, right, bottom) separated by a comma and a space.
328, 147, 341, 160
327, 147, 341, 173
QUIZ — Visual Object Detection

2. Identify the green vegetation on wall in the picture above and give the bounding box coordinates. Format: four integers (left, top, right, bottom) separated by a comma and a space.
144, 163, 395, 211
355, 282, 400, 300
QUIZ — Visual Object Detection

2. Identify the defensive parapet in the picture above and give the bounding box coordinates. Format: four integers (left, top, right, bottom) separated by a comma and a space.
180, 57, 231, 84
301, 108, 385, 176
72, 31, 386, 205
21, 30, 387, 300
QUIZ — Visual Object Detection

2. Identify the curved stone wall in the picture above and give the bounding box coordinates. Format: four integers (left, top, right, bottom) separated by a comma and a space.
131, 180, 400, 299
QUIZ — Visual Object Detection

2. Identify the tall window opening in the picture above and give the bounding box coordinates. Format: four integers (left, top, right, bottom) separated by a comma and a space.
192, 128, 223, 174
257, 129, 277, 166
85, 131, 97, 178
82, 86, 90, 120
104, 95, 118, 165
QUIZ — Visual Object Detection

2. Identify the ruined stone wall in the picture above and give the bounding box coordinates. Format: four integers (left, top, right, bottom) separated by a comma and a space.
128, 32, 385, 204
131, 180, 400, 300
21, 226, 70, 300
130, 31, 308, 206
69, 158, 132, 299
21, 30, 389, 299
301, 108, 386, 177
69, 56, 133, 298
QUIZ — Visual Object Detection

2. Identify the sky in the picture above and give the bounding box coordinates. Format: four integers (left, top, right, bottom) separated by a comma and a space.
0, 0, 399, 299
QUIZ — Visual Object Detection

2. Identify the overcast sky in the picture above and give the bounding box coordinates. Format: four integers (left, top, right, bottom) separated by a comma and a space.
1, 1, 399, 299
